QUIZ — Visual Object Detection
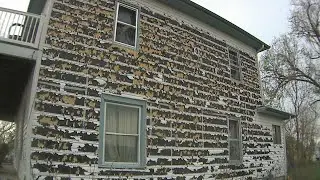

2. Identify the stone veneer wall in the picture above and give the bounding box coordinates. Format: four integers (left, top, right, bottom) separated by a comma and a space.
30, 0, 285, 179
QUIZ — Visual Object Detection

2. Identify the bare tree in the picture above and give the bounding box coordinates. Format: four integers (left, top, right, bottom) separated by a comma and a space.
260, 0, 320, 167
0, 121, 15, 145
0, 121, 15, 165
261, 0, 320, 104
284, 81, 318, 165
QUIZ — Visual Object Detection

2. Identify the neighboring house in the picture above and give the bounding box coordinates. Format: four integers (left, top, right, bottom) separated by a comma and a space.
0, 0, 294, 179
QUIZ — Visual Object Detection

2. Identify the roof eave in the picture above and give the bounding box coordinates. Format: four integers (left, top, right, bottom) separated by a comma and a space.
257, 106, 295, 120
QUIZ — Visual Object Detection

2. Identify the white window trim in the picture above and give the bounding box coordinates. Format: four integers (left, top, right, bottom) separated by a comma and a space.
114, 2, 139, 49
98, 94, 146, 169
228, 118, 242, 164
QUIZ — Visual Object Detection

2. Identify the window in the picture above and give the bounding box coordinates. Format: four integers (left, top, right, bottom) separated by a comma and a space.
114, 3, 138, 48
272, 125, 282, 144
228, 118, 242, 163
228, 48, 241, 81
99, 94, 146, 168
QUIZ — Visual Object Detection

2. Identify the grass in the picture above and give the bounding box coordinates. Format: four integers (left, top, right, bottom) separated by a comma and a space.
288, 162, 320, 180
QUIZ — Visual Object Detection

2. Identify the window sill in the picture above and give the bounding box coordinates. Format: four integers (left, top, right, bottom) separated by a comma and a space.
230, 77, 242, 83
113, 40, 137, 50
98, 163, 147, 170
229, 160, 242, 165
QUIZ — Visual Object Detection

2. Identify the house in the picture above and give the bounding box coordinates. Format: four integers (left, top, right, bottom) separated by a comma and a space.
0, 0, 295, 179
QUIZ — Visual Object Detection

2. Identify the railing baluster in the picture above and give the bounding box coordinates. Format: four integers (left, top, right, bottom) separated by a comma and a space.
20, 15, 28, 43
11, 13, 17, 40
27, 16, 36, 43
0, 11, 3, 37
4, 12, 12, 38
18, 15, 25, 41
0, 11, 8, 37
30, 16, 39, 44
14, 14, 22, 40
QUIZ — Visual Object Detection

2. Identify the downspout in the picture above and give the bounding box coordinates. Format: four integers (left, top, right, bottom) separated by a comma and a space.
257, 44, 265, 53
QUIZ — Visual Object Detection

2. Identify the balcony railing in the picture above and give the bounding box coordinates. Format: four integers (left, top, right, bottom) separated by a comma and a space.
0, 7, 44, 48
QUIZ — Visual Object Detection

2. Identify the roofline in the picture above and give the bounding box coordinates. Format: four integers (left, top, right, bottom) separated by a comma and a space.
159, 0, 270, 52
257, 106, 295, 120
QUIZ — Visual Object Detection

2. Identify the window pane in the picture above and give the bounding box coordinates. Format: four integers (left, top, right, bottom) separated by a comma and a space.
272, 125, 276, 143
229, 120, 239, 139
229, 50, 238, 65
105, 135, 138, 162
118, 5, 136, 25
231, 67, 240, 80
277, 127, 281, 144
273, 125, 281, 144
105, 103, 139, 134
230, 140, 240, 160
115, 23, 136, 46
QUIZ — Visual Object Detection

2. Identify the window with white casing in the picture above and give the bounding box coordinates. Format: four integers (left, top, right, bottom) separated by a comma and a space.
114, 3, 138, 48
99, 94, 146, 168
228, 48, 241, 81
272, 125, 282, 144
229, 118, 242, 163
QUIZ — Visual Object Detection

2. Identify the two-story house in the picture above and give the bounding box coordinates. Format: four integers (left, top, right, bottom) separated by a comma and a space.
0, 0, 294, 179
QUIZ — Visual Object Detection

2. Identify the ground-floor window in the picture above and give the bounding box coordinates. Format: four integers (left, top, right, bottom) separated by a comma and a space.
99, 94, 146, 168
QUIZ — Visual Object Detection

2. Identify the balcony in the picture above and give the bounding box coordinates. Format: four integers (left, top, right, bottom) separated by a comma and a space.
0, 7, 44, 56
0, 7, 45, 122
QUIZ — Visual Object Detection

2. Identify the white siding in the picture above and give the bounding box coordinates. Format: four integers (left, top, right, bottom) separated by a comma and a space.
255, 113, 287, 178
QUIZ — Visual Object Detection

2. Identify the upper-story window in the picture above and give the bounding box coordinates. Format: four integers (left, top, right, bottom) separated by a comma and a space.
99, 94, 146, 168
114, 3, 139, 48
228, 48, 241, 81
272, 125, 282, 144
229, 118, 242, 164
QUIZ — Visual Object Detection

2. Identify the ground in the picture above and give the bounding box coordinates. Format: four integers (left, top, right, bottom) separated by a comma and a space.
288, 162, 320, 180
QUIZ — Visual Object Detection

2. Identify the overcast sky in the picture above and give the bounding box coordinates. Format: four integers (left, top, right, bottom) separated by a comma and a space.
0, 0, 291, 45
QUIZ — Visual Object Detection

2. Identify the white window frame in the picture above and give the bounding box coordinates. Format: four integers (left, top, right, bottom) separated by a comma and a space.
98, 94, 146, 169
114, 2, 139, 49
228, 48, 241, 81
228, 118, 242, 164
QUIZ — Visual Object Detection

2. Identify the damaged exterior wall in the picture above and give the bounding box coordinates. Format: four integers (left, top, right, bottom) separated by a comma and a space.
29, 0, 286, 179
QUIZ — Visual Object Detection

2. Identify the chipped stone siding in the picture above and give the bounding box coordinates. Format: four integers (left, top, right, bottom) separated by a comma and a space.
30, 0, 286, 179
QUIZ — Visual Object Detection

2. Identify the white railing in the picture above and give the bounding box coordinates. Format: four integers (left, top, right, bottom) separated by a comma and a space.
0, 7, 43, 48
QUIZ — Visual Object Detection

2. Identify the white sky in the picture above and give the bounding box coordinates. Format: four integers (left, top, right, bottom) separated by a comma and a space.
190, 0, 291, 45
0, 0, 291, 45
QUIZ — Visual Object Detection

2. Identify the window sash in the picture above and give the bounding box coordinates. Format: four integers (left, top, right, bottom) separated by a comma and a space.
114, 3, 138, 48
229, 120, 239, 139
273, 125, 281, 144
99, 94, 146, 168
228, 118, 242, 163
103, 102, 141, 164
229, 140, 241, 161
228, 48, 241, 80
231, 66, 241, 80
104, 134, 138, 163
229, 50, 239, 64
